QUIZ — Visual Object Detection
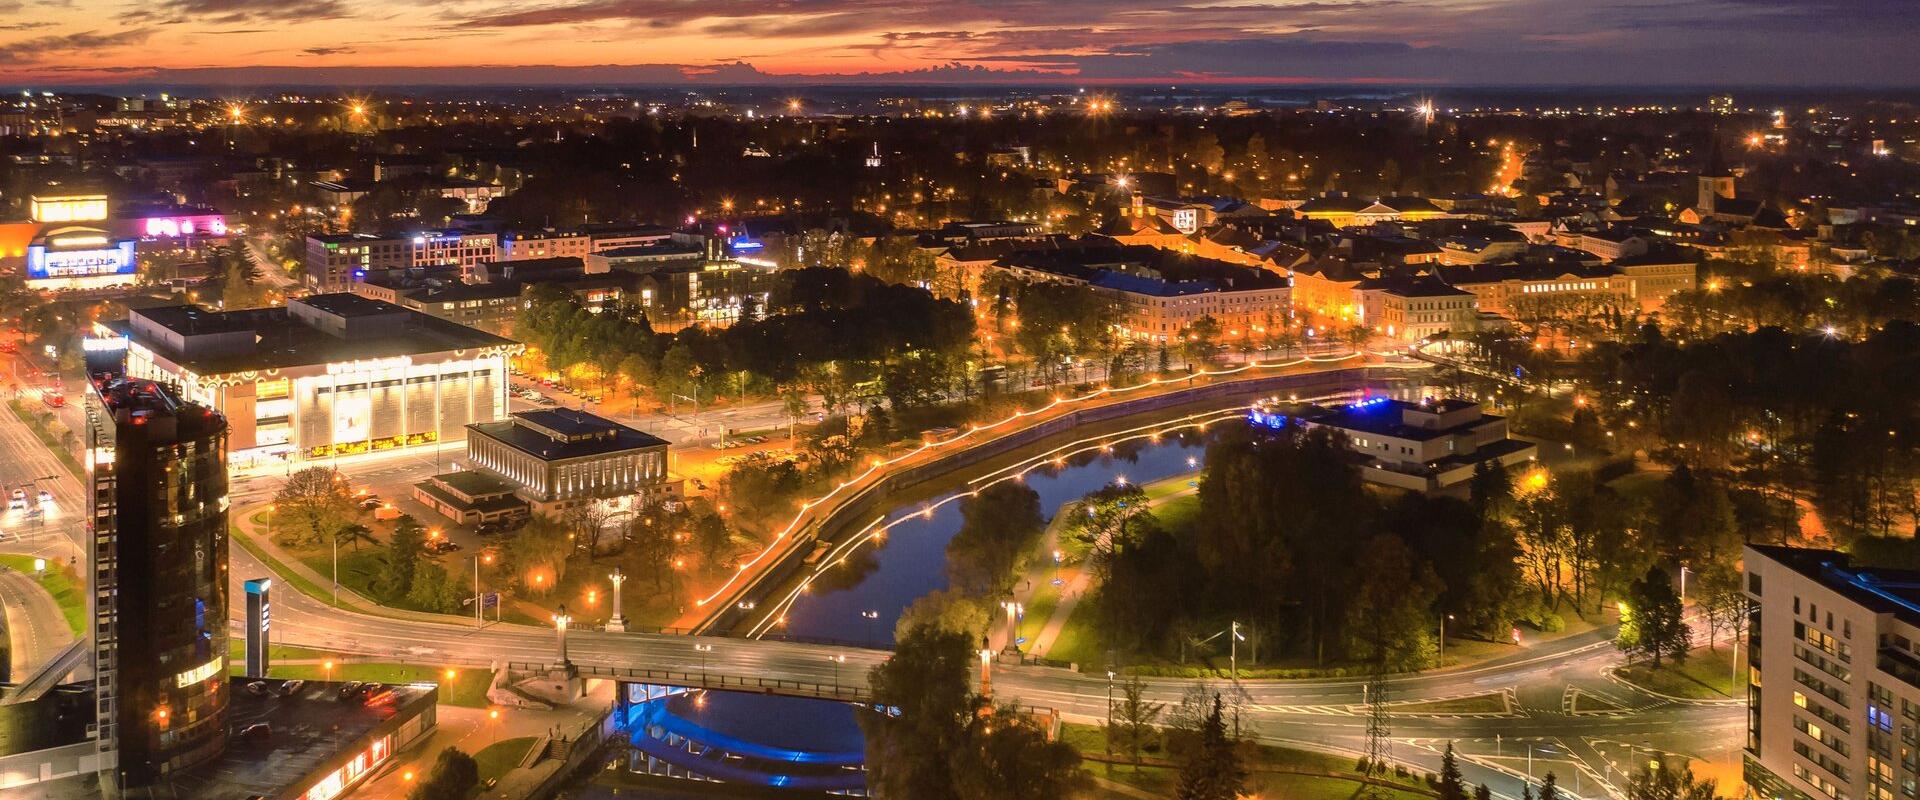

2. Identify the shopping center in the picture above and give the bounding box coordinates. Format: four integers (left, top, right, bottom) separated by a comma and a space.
102, 293, 521, 464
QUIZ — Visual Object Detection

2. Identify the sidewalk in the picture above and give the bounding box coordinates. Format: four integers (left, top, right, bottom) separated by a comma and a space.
1013, 478, 1197, 660
233, 504, 499, 630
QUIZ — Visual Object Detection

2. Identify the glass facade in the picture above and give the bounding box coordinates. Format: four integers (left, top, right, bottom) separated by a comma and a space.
87, 377, 231, 791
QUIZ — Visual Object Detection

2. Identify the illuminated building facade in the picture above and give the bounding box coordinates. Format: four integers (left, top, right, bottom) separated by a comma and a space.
465, 408, 674, 515
304, 231, 499, 290
1249, 396, 1537, 492
1741, 545, 1920, 800
85, 374, 231, 792
108, 294, 519, 464
25, 226, 138, 292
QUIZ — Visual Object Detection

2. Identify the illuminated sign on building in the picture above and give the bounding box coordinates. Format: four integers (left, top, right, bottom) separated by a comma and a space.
325, 355, 412, 375
143, 215, 228, 238
30, 194, 109, 223
174, 656, 224, 688
26, 237, 137, 281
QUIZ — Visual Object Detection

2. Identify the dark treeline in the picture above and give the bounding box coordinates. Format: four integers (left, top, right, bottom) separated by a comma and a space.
516, 267, 975, 418
1093, 425, 1526, 672
1585, 320, 1920, 540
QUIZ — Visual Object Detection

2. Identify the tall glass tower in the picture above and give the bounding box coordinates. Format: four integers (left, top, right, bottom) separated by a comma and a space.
85, 374, 230, 796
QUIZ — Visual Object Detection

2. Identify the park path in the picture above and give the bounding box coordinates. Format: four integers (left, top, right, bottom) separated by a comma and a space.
1019, 479, 1198, 660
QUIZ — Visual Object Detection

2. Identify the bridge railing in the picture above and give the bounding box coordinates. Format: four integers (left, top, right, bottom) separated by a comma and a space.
579, 663, 874, 703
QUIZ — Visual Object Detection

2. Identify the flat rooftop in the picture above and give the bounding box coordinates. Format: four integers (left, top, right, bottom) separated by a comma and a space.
168, 677, 435, 800
1754, 544, 1920, 625
117, 300, 516, 375
469, 408, 668, 462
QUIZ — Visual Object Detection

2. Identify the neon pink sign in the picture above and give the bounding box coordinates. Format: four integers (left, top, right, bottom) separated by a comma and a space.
143, 216, 228, 238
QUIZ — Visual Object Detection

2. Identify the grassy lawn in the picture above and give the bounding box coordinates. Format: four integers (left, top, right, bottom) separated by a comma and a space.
257, 661, 494, 707
231, 523, 335, 603
1615, 645, 1745, 699
1152, 492, 1201, 534
1388, 692, 1510, 715
0, 554, 85, 636
225, 640, 344, 664
474, 737, 537, 784
1065, 723, 1434, 800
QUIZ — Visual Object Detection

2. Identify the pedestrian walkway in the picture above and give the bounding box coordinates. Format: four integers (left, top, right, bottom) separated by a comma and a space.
1011, 479, 1198, 660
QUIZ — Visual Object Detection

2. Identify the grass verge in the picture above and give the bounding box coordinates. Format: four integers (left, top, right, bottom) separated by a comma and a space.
474, 737, 538, 785
1614, 645, 1744, 699
4, 400, 82, 479
1063, 723, 1435, 800
0, 554, 85, 636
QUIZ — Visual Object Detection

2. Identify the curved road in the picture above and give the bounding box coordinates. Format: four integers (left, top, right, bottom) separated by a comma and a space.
0, 565, 74, 684
0, 376, 1741, 800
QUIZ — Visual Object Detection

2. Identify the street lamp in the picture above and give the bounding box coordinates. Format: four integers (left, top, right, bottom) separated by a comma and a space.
1438, 613, 1455, 667
323, 660, 334, 684
552, 605, 573, 667
860, 610, 880, 646
978, 647, 994, 697
1000, 600, 1023, 654
828, 654, 845, 693
693, 642, 713, 682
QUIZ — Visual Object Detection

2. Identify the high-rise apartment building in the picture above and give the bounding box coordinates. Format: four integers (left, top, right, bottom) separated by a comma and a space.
1745, 545, 1920, 800
85, 374, 231, 795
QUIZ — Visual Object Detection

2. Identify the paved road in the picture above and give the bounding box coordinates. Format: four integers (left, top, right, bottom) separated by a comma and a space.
0, 370, 1743, 800
0, 565, 74, 684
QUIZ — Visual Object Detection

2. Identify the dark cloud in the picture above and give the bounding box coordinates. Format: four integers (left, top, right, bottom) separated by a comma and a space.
128, 0, 350, 25
301, 45, 354, 55
0, 28, 152, 64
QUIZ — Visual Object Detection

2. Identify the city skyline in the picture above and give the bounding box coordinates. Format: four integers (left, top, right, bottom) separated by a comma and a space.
3, 0, 1920, 87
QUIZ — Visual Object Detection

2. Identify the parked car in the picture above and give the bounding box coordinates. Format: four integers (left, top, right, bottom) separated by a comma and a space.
335, 681, 365, 701
245, 681, 270, 696
237, 723, 272, 742
278, 679, 306, 696
8, 489, 25, 510
427, 539, 461, 554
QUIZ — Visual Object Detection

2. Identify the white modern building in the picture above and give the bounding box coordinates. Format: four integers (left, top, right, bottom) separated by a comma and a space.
1744, 545, 1920, 800
105, 293, 520, 465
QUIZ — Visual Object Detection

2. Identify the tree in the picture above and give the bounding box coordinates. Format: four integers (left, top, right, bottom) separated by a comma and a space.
407, 747, 479, 800
507, 514, 571, 593
860, 626, 980, 800
1105, 677, 1163, 768
1172, 695, 1246, 800
956, 704, 1090, 800
690, 507, 734, 571
1062, 482, 1151, 557
1438, 743, 1469, 800
1540, 772, 1561, 800
1182, 316, 1224, 367
945, 482, 1046, 598
1619, 566, 1690, 667
562, 502, 617, 562
896, 587, 989, 640
1696, 564, 1746, 650
379, 515, 428, 601
272, 467, 358, 548
335, 522, 378, 552
1345, 534, 1443, 670
406, 563, 462, 614
1627, 761, 1720, 800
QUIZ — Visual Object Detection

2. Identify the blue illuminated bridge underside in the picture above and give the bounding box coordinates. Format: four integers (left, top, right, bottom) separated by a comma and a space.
617, 684, 868, 793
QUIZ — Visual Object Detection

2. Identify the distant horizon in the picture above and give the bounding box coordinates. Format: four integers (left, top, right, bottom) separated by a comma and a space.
4, 0, 1918, 91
